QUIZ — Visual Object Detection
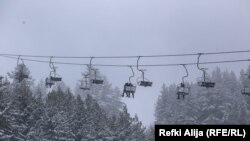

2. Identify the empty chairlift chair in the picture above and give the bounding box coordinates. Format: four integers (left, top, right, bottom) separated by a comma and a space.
45, 57, 62, 88
80, 74, 91, 90
197, 53, 215, 88
197, 78, 215, 88
92, 72, 104, 84
91, 69, 103, 84
136, 56, 153, 87
92, 79, 103, 84
50, 72, 62, 82
49, 57, 62, 82
87, 57, 104, 85
138, 78, 153, 87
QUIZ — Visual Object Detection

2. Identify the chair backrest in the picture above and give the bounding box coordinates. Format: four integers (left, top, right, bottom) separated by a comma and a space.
50, 76, 62, 82
125, 85, 136, 92
242, 87, 250, 95
92, 79, 104, 84
139, 81, 153, 87
198, 81, 215, 88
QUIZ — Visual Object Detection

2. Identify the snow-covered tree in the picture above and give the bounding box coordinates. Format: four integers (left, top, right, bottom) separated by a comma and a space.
155, 67, 250, 125
75, 69, 124, 116
0, 65, 146, 140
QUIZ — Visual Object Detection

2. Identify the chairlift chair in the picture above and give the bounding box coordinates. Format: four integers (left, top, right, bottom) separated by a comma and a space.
197, 77, 215, 88
122, 82, 136, 98
18, 65, 29, 79
89, 58, 104, 84
92, 79, 104, 84
17, 74, 29, 82
136, 57, 153, 87
176, 83, 190, 99
91, 69, 103, 84
15, 67, 29, 81
122, 66, 137, 98
137, 78, 153, 87
45, 77, 55, 88
50, 76, 62, 82
197, 53, 215, 88
49, 57, 62, 82
80, 80, 91, 90
50, 71, 62, 82
198, 81, 215, 88
123, 83, 136, 94
16, 58, 29, 82
241, 74, 250, 95
241, 87, 250, 96
15, 70, 29, 82
176, 65, 191, 99
80, 74, 91, 90
0, 76, 3, 87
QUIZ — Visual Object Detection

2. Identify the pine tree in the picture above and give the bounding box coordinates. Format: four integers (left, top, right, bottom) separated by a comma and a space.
1, 65, 146, 140
155, 67, 250, 125
75, 69, 123, 116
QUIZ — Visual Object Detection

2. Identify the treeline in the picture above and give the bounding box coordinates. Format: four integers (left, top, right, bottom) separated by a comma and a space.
0, 64, 146, 140
155, 66, 250, 124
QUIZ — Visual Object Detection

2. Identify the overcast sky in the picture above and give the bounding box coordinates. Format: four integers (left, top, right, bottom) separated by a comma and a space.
1, 0, 250, 126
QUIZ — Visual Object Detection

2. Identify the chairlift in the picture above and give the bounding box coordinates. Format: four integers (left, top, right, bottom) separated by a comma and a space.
122, 66, 136, 98
0, 76, 3, 87
197, 53, 215, 88
49, 57, 62, 82
80, 74, 91, 90
17, 73, 29, 82
243, 74, 250, 80
197, 79, 215, 88
45, 77, 54, 88
241, 87, 250, 96
177, 83, 190, 99
241, 74, 250, 95
50, 73, 62, 82
176, 65, 190, 99
88, 57, 104, 85
136, 56, 153, 87
91, 69, 104, 84
16, 56, 29, 82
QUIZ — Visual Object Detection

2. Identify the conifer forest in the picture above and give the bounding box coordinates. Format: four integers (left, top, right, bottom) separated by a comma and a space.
1, 0, 250, 141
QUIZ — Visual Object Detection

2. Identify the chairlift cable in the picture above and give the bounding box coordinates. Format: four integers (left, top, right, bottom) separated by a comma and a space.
1, 54, 250, 67
1, 49, 250, 59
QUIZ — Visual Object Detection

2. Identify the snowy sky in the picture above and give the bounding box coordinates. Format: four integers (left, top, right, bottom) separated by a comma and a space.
0, 0, 250, 126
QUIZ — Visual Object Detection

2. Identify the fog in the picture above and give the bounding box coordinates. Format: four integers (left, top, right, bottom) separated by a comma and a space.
0, 0, 250, 126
